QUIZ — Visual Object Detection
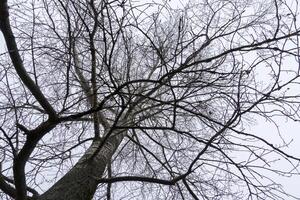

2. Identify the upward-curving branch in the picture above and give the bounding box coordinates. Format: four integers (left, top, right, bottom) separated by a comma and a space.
0, 0, 299, 200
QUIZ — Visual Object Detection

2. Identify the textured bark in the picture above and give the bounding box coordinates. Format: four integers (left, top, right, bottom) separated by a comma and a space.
38, 133, 123, 200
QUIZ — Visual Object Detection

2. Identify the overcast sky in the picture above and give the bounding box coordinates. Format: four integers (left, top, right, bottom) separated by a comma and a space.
0, 1, 300, 199
251, 117, 300, 199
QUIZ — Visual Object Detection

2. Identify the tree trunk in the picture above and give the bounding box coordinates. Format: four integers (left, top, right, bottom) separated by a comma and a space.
38, 134, 123, 200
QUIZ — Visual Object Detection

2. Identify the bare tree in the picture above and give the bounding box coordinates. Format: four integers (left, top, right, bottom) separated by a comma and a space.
0, 0, 300, 199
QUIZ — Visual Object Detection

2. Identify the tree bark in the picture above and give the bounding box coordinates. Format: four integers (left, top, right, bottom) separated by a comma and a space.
38, 133, 123, 200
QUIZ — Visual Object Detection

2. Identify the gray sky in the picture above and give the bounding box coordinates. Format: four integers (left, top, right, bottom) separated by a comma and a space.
1, 32, 300, 200
0, 1, 300, 199
251, 117, 300, 199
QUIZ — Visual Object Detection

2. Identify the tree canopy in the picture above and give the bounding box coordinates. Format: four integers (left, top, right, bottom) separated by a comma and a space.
0, 0, 300, 199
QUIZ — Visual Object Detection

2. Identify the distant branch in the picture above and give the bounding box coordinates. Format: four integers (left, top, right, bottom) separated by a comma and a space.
97, 173, 190, 185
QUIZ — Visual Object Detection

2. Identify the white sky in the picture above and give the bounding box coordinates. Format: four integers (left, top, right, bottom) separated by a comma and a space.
0, 1, 300, 199
1, 38, 300, 200
0, 33, 4, 54
250, 117, 300, 199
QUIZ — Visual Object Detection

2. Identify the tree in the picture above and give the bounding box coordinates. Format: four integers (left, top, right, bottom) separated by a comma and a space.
0, 0, 300, 199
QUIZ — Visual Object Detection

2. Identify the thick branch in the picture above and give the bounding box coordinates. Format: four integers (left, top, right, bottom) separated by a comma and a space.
0, 174, 16, 199
2, 174, 39, 197
97, 174, 189, 186
0, 0, 57, 119
73, 45, 110, 129
13, 120, 57, 200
